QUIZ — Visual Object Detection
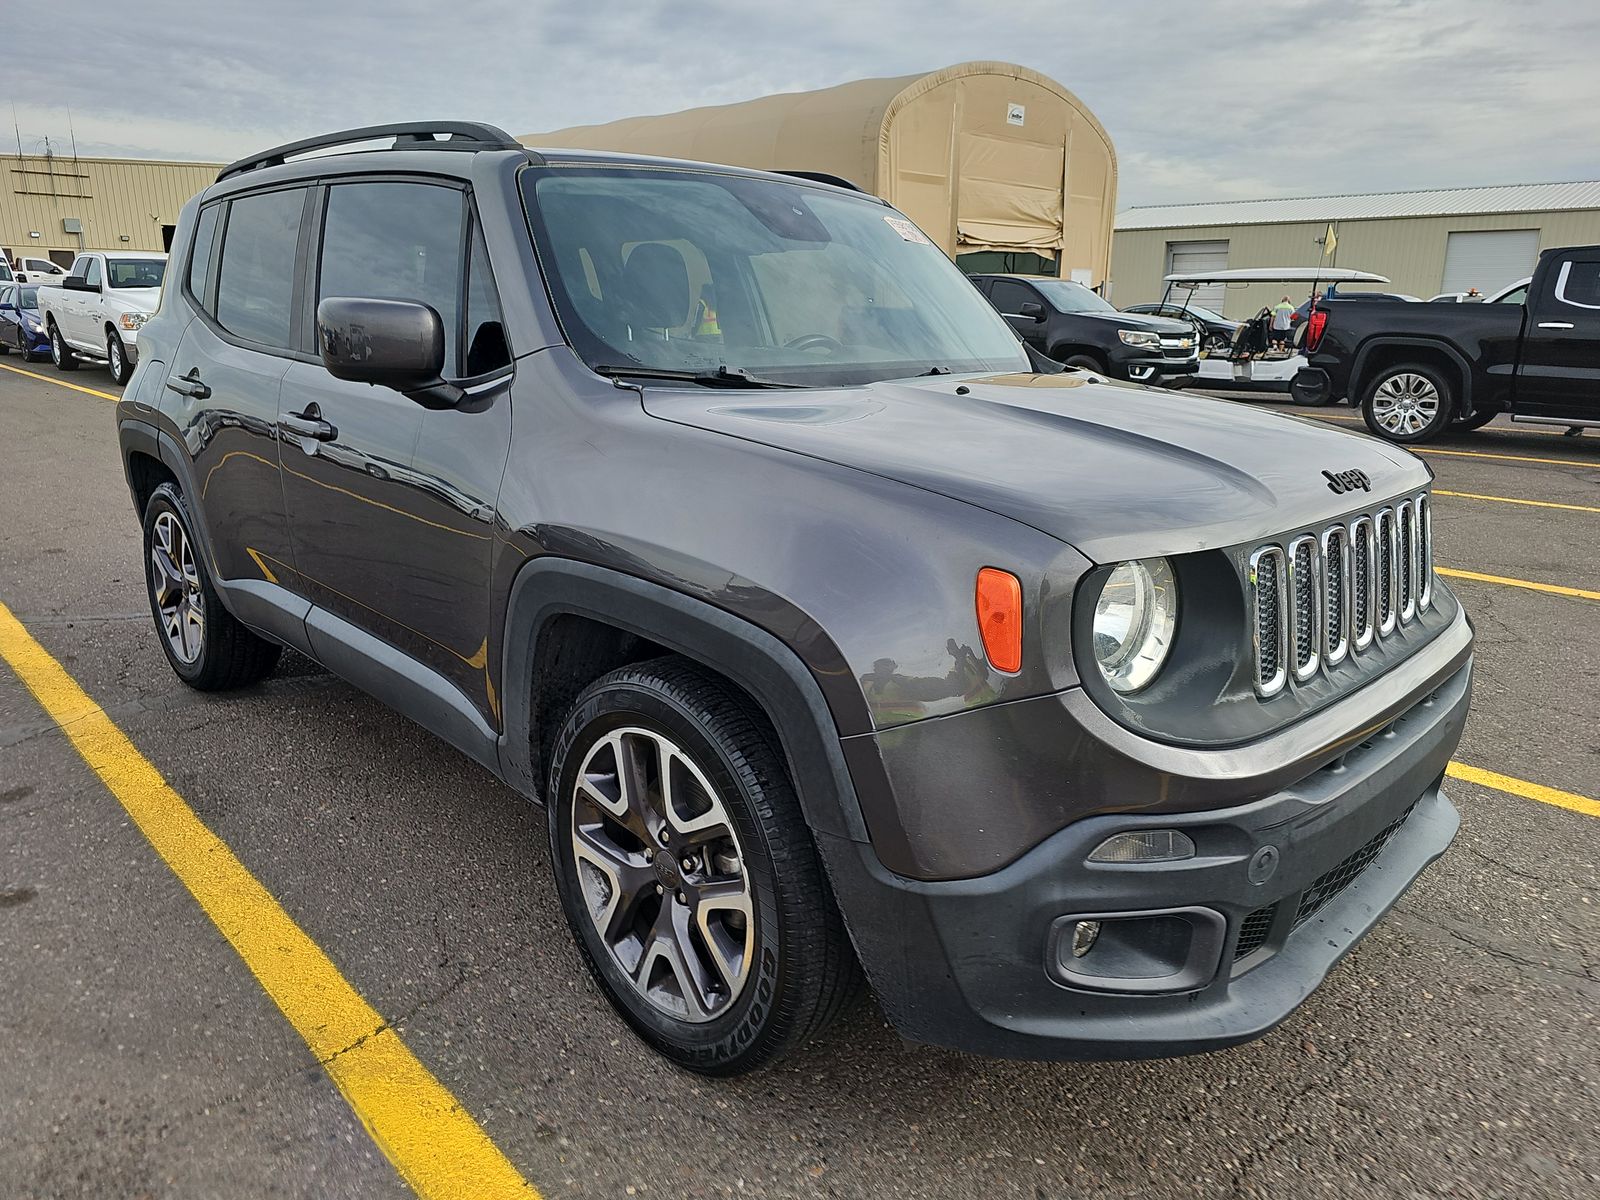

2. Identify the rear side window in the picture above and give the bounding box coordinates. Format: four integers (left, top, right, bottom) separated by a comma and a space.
1554, 261, 1600, 311
318, 181, 465, 378
215, 188, 306, 349
187, 205, 221, 309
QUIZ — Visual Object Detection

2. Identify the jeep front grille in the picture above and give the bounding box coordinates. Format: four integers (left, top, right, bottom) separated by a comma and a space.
1249, 494, 1432, 697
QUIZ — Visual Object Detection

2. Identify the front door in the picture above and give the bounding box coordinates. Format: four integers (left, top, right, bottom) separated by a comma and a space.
279, 178, 513, 725
1514, 250, 1600, 425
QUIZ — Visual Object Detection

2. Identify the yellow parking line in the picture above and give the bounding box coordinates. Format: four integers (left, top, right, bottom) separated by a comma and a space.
1434, 489, 1600, 514
1437, 566, 1600, 601
1414, 446, 1600, 470
1446, 762, 1600, 820
0, 601, 540, 1200
0, 359, 120, 402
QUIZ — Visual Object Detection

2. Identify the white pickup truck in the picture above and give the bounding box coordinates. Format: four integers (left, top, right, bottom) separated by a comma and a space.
38, 250, 167, 383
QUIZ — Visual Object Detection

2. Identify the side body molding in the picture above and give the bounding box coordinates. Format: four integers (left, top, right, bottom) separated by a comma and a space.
498, 558, 874, 845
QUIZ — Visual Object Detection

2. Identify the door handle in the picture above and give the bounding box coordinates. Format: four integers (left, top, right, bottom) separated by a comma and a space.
280, 404, 338, 441
165, 367, 211, 400
1537, 321, 1575, 329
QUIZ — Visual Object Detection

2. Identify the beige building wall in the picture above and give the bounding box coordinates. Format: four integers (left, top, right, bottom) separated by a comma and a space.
1111, 209, 1600, 318
0, 155, 219, 265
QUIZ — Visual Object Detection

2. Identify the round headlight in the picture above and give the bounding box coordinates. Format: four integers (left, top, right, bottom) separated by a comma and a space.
1092, 558, 1177, 694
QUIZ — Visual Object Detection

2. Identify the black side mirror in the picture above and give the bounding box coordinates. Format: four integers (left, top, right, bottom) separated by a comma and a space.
1017, 301, 1046, 322
63, 274, 98, 292
317, 297, 462, 409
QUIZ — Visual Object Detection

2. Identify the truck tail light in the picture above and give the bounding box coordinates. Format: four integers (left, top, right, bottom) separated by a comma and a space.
975, 567, 1023, 674
1304, 308, 1329, 353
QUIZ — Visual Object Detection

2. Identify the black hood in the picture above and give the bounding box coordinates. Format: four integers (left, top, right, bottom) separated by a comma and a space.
644, 372, 1429, 562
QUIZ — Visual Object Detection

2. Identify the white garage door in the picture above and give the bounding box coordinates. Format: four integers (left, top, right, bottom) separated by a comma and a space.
1166, 240, 1229, 313
1440, 229, 1539, 297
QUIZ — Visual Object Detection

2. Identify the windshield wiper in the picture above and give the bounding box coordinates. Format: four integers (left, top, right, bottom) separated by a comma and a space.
592, 363, 803, 389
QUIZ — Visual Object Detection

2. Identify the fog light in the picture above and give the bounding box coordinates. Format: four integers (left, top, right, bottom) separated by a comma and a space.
1088, 829, 1196, 864
1071, 920, 1101, 958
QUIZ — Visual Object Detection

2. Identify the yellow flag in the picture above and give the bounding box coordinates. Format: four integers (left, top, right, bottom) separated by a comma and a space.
1324, 223, 1338, 258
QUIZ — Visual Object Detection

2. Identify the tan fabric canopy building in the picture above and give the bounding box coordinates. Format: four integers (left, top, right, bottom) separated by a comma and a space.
524, 62, 1117, 282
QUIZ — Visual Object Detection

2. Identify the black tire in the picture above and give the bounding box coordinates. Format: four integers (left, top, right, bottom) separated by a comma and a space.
47, 320, 79, 371
547, 657, 860, 1075
1451, 408, 1498, 432
1061, 353, 1105, 374
0, 340, 9, 355
106, 328, 134, 385
1360, 363, 1454, 443
141, 482, 281, 690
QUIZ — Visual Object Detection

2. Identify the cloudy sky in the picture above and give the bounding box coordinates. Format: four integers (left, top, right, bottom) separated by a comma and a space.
16, 0, 1599, 209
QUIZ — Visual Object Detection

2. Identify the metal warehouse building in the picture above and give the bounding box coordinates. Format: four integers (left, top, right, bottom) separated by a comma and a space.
1111, 181, 1600, 318
0, 154, 220, 267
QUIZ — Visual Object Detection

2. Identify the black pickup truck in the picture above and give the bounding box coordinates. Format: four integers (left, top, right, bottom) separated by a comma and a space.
1292, 244, 1600, 443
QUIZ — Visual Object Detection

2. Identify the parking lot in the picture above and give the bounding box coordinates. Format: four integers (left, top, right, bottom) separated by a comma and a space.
1, 360, 1596, 1199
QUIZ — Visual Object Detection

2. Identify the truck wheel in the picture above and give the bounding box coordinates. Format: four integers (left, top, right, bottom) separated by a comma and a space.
547, 657, 860, 1075
142, 482, 281, 690
48, 320, 79, 371
106, 329, 134, 385
1362, 364, 1452, 443
1061, 353, 1105, 375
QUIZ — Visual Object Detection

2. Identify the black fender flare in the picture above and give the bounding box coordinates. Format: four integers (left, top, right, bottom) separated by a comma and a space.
497, 557, 876, 847
1350, 337, 1477, 417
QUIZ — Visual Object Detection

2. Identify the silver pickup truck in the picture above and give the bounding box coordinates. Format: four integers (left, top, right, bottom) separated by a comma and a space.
37, 249, 167, 384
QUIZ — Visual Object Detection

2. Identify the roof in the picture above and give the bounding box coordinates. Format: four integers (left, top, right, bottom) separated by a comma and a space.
1117, 180, 1600, 230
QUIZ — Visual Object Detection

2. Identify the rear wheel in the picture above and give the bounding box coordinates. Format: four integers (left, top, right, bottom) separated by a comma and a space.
107, 329, 134, 385
142, 482, 281, 690
48, 320, 78, 371
1362, 364, 1452, 443
547, 657, 860, 1075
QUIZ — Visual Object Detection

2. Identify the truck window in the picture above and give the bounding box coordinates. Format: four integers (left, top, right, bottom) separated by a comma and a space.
1494, 285, 1527, 305
317, 181, 464, 378
83, 258, 102, 289
107, 259, 166, 288
215, 187, 306, 349
988, 280, 1041, 318
1554, 261, 1600, 311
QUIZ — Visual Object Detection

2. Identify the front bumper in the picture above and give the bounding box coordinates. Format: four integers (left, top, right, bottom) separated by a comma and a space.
1124, 354, 1200, 380
822, 638, 1471, 1061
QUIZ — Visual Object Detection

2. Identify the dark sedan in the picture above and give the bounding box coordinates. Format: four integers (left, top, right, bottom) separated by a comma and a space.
0, 284, 49, 360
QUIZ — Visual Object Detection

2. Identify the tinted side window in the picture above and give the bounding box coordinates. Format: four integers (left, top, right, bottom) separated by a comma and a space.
319, 181, 464, 378
1554, 262, 1600, 311
988, 280, 1039, 316
215, 188, 305, 349
83, 258, 101, 288
464, 222, 509, 376
187, 205, 220, 310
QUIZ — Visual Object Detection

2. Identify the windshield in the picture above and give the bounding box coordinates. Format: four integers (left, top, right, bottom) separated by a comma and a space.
107, 258, 166, 288
16, 286, 37, 310
522, 166, 1027, 386
1030, 278, 1117, 315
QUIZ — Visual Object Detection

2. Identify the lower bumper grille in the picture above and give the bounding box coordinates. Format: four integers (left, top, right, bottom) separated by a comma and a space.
1233, 802, 1417, 961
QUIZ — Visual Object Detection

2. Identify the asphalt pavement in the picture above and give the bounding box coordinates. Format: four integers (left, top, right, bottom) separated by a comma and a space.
1, 362, 1596, 1199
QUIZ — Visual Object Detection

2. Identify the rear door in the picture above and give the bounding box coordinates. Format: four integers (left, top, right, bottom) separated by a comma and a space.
279, 177, 513, 726
1513, 250, 1600, 424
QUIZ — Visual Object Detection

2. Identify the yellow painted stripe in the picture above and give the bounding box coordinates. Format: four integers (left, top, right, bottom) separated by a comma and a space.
1437, 566, 1600, 601
0, 601, 539, 1200
0, 358, 120, 401
1434, 488, 1600, 514
1414, 446, 1600, 470
1447, 762, 1600, 820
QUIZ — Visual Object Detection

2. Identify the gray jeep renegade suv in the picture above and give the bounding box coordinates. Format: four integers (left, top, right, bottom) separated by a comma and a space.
117, 123, 1473, 1075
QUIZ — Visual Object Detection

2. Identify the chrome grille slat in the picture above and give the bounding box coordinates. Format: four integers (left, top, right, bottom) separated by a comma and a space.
1248, 493, 1432, 698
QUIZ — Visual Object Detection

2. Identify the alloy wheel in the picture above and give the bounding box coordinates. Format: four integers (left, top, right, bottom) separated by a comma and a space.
570, 726, 755, 1023
150, 511, 204, 663
1371, 372, 1441, 436
109, 336, 124, 380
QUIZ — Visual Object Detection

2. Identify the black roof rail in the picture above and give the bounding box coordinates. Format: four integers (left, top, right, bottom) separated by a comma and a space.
217, 121, 530, 182
776, 170, 865, 193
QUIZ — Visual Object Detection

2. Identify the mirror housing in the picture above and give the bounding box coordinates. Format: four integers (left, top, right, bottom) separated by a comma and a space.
63, 274, 99, 292
316, 296, 462, 408
1017, 301, 1046, 322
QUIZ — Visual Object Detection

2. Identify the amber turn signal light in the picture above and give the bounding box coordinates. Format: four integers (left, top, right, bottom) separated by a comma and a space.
975, 567, 1023, 674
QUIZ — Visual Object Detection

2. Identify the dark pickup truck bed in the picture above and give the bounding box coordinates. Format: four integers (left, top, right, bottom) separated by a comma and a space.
1292, 244, 1600, 443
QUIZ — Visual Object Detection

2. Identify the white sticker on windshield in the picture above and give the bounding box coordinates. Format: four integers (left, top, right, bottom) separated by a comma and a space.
884, 216, 931, 245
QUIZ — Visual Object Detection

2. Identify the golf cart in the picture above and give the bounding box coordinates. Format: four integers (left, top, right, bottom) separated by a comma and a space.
1159, 266, 1389, 390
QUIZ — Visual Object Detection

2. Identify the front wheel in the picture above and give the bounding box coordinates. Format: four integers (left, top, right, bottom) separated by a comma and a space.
1362, 364, 1453, 443
547, 658, 860, 1075
48, 321, 79, 371
1060, 353, 1105, 375
107, 329, 134, 385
